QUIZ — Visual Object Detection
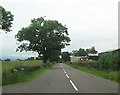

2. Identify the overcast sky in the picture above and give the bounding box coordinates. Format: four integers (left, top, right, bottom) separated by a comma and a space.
0, 0, 119, 59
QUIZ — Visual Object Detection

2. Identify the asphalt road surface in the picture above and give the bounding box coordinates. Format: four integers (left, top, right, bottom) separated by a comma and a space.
3, 63, 118, 93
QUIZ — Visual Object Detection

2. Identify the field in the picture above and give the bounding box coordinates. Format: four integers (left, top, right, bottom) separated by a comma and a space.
2, 60, 55, 85
3, 60, 43, 72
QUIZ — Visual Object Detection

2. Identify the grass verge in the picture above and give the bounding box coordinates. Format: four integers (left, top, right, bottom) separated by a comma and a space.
65, 63, 119, 83
2, 61, 56, 85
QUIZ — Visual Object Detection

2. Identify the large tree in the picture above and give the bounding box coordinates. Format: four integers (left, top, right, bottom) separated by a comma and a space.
0, 6, 14, 32
15, 17, 71, 62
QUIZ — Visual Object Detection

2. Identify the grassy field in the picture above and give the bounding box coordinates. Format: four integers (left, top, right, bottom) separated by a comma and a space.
3, 60, 43, 72
65, 62, 119, 83
2, 60, 55, 85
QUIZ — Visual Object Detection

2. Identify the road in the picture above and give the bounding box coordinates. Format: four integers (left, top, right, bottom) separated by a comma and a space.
3, 63, 118, 93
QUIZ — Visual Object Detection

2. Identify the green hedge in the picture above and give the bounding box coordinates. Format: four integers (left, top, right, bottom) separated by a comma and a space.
98, 52, 119, 71
70, 52, 119, 71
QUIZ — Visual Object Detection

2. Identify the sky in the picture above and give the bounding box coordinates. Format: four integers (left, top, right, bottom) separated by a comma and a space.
0, 0, 119, 60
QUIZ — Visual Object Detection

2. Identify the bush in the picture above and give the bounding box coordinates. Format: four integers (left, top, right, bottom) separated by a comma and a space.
98, 52, 119, 71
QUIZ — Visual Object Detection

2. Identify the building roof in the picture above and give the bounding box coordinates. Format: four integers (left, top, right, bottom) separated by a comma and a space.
99, 48, 120, 54
88, 54, 98, 56
70, 56, 88, 58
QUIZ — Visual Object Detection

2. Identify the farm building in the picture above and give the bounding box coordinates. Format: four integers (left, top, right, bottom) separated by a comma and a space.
70, 48, 120, 62
98, 48, 120, 57
70, 54, 99, 62
88, 54, 98, 61
70, 56, 88, 62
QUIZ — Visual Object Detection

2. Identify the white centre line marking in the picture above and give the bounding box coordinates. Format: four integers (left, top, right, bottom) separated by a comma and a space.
70, 80, 78, 91
61, 64, 67, 74
64, 70, 66, 74
66, 74, 69, 78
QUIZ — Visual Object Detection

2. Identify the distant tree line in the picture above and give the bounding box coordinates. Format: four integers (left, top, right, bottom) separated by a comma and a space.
71, 46, 98, 56
61, 52, 70, 62
25, 57, 41, 60
4, 59, 11, 61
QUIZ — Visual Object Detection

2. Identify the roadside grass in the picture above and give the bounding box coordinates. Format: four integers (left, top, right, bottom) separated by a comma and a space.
65, 63, 119, 83
2, 66, 53, 85
2, 60, 56, 85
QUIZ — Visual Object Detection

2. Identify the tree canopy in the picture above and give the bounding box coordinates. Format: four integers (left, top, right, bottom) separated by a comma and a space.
71, 46, 98, 56
72, 48, 87, 56
15, 17, 71, 62
86, 46, 98, 54
0, 6, 14, 32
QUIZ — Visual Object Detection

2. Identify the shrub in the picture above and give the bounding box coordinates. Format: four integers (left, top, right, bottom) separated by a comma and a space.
98, 52, 119, 71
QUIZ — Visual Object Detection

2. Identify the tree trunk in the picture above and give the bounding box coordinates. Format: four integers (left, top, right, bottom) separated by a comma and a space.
43, 58, 47, 63
43, 53, 48, 63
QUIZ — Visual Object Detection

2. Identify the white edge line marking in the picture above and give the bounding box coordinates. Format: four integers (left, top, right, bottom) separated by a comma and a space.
66, 74, 69, 78
70, 80, 78, 91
